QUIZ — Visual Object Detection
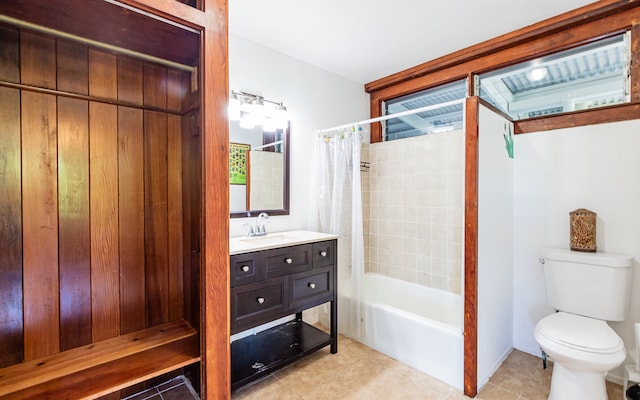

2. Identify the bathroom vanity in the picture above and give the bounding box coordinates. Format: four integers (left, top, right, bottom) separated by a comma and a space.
229, 231, 338, 390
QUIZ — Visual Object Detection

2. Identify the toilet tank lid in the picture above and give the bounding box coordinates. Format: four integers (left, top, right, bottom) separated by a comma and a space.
541, 247, 632, 268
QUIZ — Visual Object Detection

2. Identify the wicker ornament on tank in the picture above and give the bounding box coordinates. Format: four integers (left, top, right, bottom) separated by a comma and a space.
569, 208, 597, 252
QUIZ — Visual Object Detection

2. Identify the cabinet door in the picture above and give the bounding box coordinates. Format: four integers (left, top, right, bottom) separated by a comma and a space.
312, 240, 335, 268
230, 252, 264, 288
290, 267, 333, 310
265, 244, 311, 278
231, 277, 288, 332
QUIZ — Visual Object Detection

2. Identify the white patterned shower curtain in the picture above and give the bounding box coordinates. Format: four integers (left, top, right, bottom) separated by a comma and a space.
310, 126, 364, 340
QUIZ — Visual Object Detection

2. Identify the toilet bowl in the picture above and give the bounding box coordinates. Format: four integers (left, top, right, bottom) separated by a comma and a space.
535, 312, 626, 399
536, 248, 632, 400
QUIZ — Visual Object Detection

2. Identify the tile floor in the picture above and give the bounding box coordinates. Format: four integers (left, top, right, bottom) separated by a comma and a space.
231, 334, 625, 400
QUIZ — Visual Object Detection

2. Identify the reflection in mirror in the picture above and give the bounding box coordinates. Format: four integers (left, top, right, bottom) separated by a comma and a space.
229, 91, 289, 218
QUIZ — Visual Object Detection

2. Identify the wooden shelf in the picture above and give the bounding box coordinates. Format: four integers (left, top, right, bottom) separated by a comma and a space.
231, 320, 332, 390
0, 319, 200, 400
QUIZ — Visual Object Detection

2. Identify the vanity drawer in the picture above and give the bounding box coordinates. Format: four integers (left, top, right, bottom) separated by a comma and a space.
312, 240, 335, 268
266, 244, 312, 278
231, 252, 265, 288
232, 278, 288, 331
290, 267, 333, 309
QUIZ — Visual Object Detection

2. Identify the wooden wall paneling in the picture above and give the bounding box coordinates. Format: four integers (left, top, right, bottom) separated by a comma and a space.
118, 58, 144, 105
0, 86, 23, 368
90, 101, 121, 342
57, 97, 92, 351
144, 64, 168, 109
463, 97, 479, 398
182, 112, 201, 330
0, 26, 20, 83
89, 50, 118, 100
20, 31, 56, 89
168, 114, 184, 321
144, 110, 170, 326
167, 69, 186, 112
57, 41, 88, 95
118, 106, 146, 334
21, 91, 60, 360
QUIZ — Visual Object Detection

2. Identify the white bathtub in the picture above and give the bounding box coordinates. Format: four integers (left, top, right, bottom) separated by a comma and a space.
360, 273, 464, 390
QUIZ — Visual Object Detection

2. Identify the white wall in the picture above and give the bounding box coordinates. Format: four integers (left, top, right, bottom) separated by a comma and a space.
477, 105, 514, 387
229, 34, 370, 237
513, 119, 640, 381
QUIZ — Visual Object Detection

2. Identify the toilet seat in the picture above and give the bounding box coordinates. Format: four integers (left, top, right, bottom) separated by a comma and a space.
536, 312, 624, 354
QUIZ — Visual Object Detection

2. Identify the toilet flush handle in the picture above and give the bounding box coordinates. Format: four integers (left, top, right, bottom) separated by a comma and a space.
539, 258, 546, 264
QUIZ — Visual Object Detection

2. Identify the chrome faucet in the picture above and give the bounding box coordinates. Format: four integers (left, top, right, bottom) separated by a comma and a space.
246, 212, 269, 237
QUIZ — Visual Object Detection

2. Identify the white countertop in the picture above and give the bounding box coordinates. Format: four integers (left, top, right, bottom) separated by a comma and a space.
229, 230, 339, 255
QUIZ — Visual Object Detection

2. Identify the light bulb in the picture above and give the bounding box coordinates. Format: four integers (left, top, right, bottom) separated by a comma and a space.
275, 104, 289, 130
528, 67, 548, 81
228, 95, 240, 121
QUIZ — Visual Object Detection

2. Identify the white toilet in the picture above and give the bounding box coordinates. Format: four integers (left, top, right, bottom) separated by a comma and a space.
535, 247, 633, 400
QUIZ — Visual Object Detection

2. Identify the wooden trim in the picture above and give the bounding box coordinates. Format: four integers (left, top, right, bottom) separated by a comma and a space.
119, 0, 206, 29
365, 0, 638, 92
370, 95, 383, 143
631, 22, 640, 102
514, 103, 640, 134
463, 96, 479, 398
201, 0, 230, 397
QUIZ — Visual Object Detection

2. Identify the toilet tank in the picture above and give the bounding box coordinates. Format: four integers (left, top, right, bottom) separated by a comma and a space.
541, 247, 633, 321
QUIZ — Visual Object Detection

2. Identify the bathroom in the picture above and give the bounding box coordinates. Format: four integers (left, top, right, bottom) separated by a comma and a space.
228, 1, 640, 399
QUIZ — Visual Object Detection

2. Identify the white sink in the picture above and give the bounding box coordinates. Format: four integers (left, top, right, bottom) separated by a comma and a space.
238, 234, 295, 246
230, 230, 339, 255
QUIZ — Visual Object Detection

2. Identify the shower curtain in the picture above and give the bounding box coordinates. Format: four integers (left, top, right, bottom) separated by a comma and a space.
311, 126, 365, 340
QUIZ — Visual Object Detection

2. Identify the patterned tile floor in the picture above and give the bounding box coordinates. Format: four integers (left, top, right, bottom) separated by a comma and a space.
231, 334, 624, 400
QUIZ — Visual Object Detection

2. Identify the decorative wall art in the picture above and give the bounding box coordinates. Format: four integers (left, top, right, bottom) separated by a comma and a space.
503, 123, 514, 159
229, 142, 250, 185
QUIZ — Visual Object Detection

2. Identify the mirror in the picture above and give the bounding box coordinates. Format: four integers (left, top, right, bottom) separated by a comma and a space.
229, 121, 290, 218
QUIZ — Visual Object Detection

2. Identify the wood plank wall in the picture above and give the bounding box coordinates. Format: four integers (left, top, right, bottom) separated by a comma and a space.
0, 26, 196, 368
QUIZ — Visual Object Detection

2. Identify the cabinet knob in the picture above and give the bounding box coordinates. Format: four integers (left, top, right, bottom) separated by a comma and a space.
285, 258, 293, 264
257, 297, 265, 304
320, 251, 327, 257
241, 265, 250, 272
308, 283, 316, 289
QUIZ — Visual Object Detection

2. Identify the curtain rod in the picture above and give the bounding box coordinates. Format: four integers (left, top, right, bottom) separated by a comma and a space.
317, 98, 465, 135
0, 14, 196, 72
252, 140, 283, 151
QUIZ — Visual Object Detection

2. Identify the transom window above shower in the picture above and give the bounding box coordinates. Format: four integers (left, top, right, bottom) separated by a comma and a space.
382, 80, 467, 141
477, 32, 630, 120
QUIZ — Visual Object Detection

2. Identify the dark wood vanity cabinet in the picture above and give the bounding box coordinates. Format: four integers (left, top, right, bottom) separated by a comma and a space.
230, 239, 338, 390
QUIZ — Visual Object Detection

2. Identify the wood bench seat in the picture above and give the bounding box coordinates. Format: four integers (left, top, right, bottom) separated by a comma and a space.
0, 319, 200, 400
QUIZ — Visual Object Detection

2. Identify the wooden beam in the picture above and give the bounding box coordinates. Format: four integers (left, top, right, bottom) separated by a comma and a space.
202, 0, 231, 398
463, 96, 479, 398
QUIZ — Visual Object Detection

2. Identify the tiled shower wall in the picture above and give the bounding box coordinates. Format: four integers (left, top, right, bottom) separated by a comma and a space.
362, 131, 464, 294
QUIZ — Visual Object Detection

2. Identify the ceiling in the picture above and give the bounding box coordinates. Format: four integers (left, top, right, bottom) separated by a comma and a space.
229, 0, 596, 84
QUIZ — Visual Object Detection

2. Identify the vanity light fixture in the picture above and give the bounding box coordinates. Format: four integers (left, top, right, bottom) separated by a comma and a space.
228, 92, 241, 121
230, 90, 289, 130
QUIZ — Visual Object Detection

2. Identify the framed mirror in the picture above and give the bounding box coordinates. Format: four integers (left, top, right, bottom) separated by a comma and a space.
229, 121, 290, 218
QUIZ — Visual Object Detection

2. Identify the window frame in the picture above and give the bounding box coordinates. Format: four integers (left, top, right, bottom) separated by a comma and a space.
365, 3, 640, 142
